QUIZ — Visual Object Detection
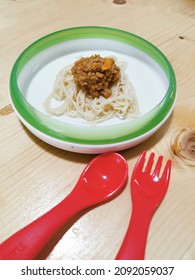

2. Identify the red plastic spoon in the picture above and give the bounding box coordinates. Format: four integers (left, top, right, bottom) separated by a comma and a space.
0, 152, 128, 260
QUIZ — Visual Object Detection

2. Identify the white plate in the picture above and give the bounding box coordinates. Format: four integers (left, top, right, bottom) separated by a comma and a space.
9, 26, 176, 153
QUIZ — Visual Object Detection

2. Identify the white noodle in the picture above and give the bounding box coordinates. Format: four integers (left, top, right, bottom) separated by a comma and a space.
44, 57, 139, 122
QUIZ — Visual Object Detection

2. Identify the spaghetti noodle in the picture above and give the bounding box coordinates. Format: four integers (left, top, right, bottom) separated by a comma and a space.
44, 56, 139, 122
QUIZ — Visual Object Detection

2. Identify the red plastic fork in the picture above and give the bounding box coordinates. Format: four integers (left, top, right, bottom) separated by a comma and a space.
115, 151, 171, 260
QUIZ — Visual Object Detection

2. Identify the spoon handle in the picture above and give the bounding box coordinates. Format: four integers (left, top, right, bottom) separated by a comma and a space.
115, 207, 152, 260
0, 190, 84, 260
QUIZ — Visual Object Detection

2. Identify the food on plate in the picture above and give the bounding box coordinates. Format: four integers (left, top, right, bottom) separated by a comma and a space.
44, 54, 139, 122
71, 55, 120, 99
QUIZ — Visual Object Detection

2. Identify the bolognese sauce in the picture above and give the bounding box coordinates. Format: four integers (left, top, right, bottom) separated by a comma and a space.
71, 54, 121, 99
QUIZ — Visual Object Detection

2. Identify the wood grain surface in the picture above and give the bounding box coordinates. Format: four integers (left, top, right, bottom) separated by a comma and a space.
0, 0, 195, 260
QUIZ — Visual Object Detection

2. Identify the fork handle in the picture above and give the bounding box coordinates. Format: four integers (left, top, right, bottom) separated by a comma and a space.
115, 207, 153, 260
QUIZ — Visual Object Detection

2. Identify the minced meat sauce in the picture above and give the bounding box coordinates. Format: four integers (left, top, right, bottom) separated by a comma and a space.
71, 54, 121, 99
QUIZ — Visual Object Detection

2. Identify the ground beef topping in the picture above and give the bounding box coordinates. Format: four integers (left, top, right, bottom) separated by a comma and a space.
71, 54, 121, 99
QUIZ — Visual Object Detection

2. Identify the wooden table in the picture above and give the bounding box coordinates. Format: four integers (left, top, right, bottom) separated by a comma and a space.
1, 0, 195, 260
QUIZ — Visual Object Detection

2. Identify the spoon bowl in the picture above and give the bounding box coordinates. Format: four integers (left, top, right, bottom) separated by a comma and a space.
73, 152, 128, 205
0, 152, 128, 260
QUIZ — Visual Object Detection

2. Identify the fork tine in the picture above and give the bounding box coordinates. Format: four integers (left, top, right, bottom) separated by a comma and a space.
134, 151, 146, 172
161, 160, 172, 182
145, 152, 155, 173
152, 155, 163, 177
